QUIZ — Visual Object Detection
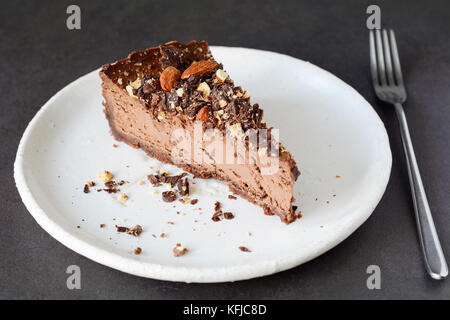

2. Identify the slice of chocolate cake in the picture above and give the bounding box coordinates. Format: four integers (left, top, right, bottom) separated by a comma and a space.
99, 41, 300, 223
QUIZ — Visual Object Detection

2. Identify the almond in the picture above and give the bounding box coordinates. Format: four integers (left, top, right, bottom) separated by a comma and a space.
196, 105, 211, 122
181, 60, 218, 80
160, 66, 181, 91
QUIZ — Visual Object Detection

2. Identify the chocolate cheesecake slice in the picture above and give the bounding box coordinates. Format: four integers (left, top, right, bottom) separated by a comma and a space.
99, 41, 299, 223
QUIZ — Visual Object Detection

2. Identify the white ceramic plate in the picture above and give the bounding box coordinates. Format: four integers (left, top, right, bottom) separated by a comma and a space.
14, 46, 391, 283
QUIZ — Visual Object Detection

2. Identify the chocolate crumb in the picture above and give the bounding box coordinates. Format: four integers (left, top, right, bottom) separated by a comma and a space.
224, 212, 234, 220
214, 201, 221, 212
100, 224, 105, 228
228, 195, 237, 200
113, 144, 118, 148
212, 201, 223, 221
162, 190, 177, 202
83, 184, 90, 194
160, 233, 166, 238
238, 246, 251, 252
115, 224, 143, 237
292, 205, 298, 212
134, 247, 142, 255
211, 212, 223, 222
173, 244, 188, 257
190, 199, 198, 205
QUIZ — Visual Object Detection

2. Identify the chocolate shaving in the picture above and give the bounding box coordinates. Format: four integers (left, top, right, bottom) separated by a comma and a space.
177, 178, 189, 196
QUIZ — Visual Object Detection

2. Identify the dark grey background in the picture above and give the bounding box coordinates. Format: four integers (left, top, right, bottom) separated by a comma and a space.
1, 0, 449, 299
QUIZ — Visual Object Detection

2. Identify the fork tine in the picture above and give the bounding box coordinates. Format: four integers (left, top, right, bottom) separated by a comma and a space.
375, 29, 387, 86
389, 29, 404, 86
369, 31, 379, 86
382, 29, 395, 85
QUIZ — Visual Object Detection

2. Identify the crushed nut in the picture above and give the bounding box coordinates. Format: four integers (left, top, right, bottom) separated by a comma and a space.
197, 82, 211, 99
98, 171, 114, 182
117, 193, 128, 202
215, 69, 228, 82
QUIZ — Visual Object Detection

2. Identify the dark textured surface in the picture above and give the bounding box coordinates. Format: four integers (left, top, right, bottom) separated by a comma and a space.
1, 0, 449, 299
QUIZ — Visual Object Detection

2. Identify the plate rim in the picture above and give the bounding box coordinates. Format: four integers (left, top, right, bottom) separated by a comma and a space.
14, 46, 392, 283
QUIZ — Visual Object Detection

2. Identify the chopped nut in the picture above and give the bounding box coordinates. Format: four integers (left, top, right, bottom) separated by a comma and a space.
125, 85, 137, 98
197, 82, 211, 99
176, 88, 184, 97
219, 99, 228, 108
130, 78, 141, 89
117, 193, 128, 202
98, 171, 114, 182
215, 69, 228, 82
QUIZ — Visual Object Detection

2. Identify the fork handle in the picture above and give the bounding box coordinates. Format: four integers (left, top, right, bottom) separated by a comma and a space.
394, 103, 448, 279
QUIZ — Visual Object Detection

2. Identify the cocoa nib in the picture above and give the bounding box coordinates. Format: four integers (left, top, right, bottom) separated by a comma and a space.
115, 224, 143, 237
162, 191, 177, 202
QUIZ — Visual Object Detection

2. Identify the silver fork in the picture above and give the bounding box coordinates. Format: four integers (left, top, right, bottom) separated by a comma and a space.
370, 29, 448, 279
